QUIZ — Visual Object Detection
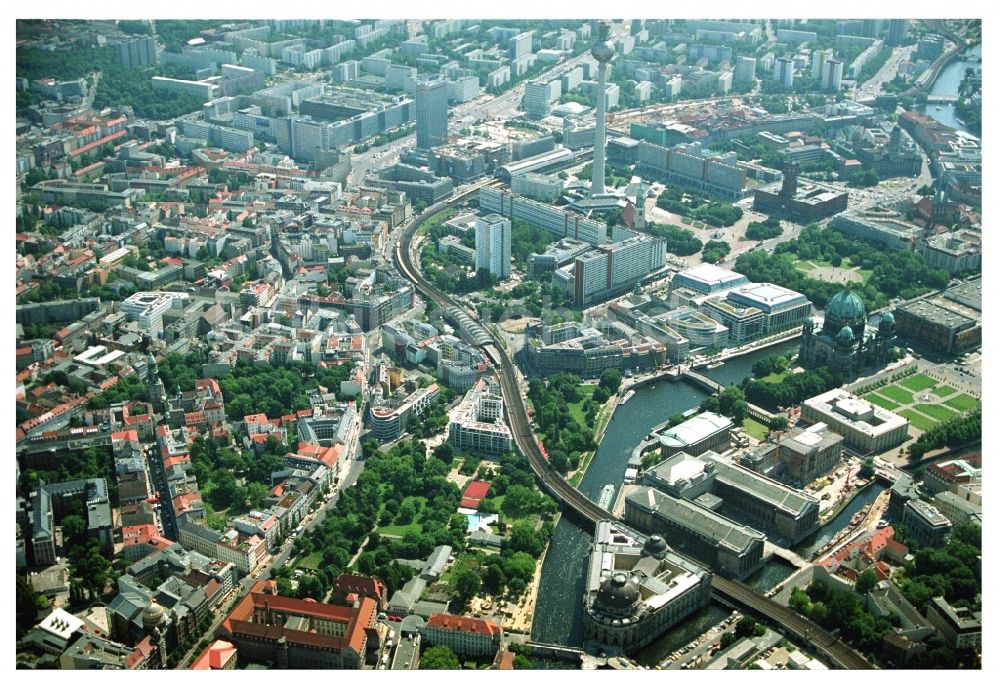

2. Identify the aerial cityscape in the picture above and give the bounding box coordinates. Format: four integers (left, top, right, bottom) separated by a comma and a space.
14, 17, 983, 671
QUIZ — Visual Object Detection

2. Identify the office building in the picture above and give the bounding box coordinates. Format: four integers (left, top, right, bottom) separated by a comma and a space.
901, 499, 952, 548
726, 282, 811, 335
423, 614, 502, 657
121, 292, 187, 340
925, 598, 982, 650
801, 388, 910, 454
480, 187, 607, 246
448, 377, 513, 456
582, 521, 712, 653
625, 486, 766, 579
415, 79, 449, 151
221, 580, 376, 669
917, 34, 945, 61
474, 213, 511, 279
511, 172, 563, 202
637, 142, 746, 201
672, 263, 749, 295
523, 80, 560, 119
734, 57, 756, 85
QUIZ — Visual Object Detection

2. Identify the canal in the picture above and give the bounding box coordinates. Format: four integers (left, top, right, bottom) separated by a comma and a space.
530, 340, 801, 655
919, 43, 981, 135
795, 481, 887, 559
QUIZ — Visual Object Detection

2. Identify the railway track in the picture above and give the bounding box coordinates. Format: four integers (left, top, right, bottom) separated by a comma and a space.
392, 185, 874, 670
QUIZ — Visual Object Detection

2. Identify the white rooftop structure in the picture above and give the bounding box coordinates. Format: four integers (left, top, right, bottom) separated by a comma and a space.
38, 608, 85, 641
672, 263, 749, 294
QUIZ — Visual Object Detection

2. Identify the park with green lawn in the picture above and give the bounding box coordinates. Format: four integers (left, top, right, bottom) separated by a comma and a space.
860, 372, 979, 434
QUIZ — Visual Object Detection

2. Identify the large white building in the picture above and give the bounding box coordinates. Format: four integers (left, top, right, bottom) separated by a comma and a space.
121, 292, 188, 340
801, 388, 910, 454
822, 59, 844, 92
566, 233, 667, 305
474, 213, 511, 279
523, 79, 560, 119
447, 377, 513, 456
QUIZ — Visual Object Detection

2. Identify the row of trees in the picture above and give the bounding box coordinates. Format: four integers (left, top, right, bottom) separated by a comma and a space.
907, 408, 981, 461
702, 239, 731, 264
743, 366, 844, 410
527, 374, 598, 474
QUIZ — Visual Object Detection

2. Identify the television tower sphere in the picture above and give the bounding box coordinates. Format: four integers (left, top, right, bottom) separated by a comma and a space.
591, 22, 614, 63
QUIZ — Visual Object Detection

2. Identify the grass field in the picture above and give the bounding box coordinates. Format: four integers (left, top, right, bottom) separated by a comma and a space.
761, 370, 791, 384
742, 418, 770, 441
899, 373, 938, 392
913, 404, 957, 423
899, 409, 938, 431
864, 393, 899, 410
932, 385, 957, 397
568, 384, 597, 430
945, 393, 980, 412
377, 496, 427, 537
295, 551, 324, 570
879, 385, 915, 405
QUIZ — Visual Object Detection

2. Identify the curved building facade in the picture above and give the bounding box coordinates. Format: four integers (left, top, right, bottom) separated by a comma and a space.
583, 521, 712, 653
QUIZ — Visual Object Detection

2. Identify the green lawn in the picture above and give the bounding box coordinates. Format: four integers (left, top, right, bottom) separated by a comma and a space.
296, 551, 324, 570
742, 418, 770, 441
761, 370, 791, 384
944, 393, 980, 412
567, 384, 597, 429
932, 384, 957, 397
899, 373, 938, 392
913, 404, 957, 423
879, 385, 914, 405
377, 496, 427, 537
899, 409, 938, 431
864, 393, 899, 410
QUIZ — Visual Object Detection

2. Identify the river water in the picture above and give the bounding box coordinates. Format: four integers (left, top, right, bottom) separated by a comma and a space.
530, 340, 803, 657
919, 43, 981, 136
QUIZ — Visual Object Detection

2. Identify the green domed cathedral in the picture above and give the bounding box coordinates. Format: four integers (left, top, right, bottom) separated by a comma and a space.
799, 288, 896, 375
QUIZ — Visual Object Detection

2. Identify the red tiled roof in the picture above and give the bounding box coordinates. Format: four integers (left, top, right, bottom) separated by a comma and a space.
191, 639, 237, 670
426, 613, 501, 636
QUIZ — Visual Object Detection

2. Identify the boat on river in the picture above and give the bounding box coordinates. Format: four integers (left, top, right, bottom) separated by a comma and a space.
618, 389, 636, 406
598, 484, 616, 511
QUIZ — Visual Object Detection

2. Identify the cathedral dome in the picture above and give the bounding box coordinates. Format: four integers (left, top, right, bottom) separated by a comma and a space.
826, 290, 866, 323
823, 289, 867, 339
596, 573, 640, 612
838, 325, 855, 342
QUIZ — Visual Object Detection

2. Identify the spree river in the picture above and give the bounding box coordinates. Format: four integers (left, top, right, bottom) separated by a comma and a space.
919, 43, 981, 135
531, 341, 799, 656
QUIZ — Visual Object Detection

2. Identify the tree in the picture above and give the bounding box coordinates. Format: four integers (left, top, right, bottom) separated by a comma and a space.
16, 577, 40, 637
433, 443, 454, 463
61, 515, 88, 548
719, 631, 737, 649
859, 456, 876, 480
421, 645, 460, 669
513, 655, 534, 669
855, 569, 878, 595
598, 368, 622, 394
452, 568, 482, 603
